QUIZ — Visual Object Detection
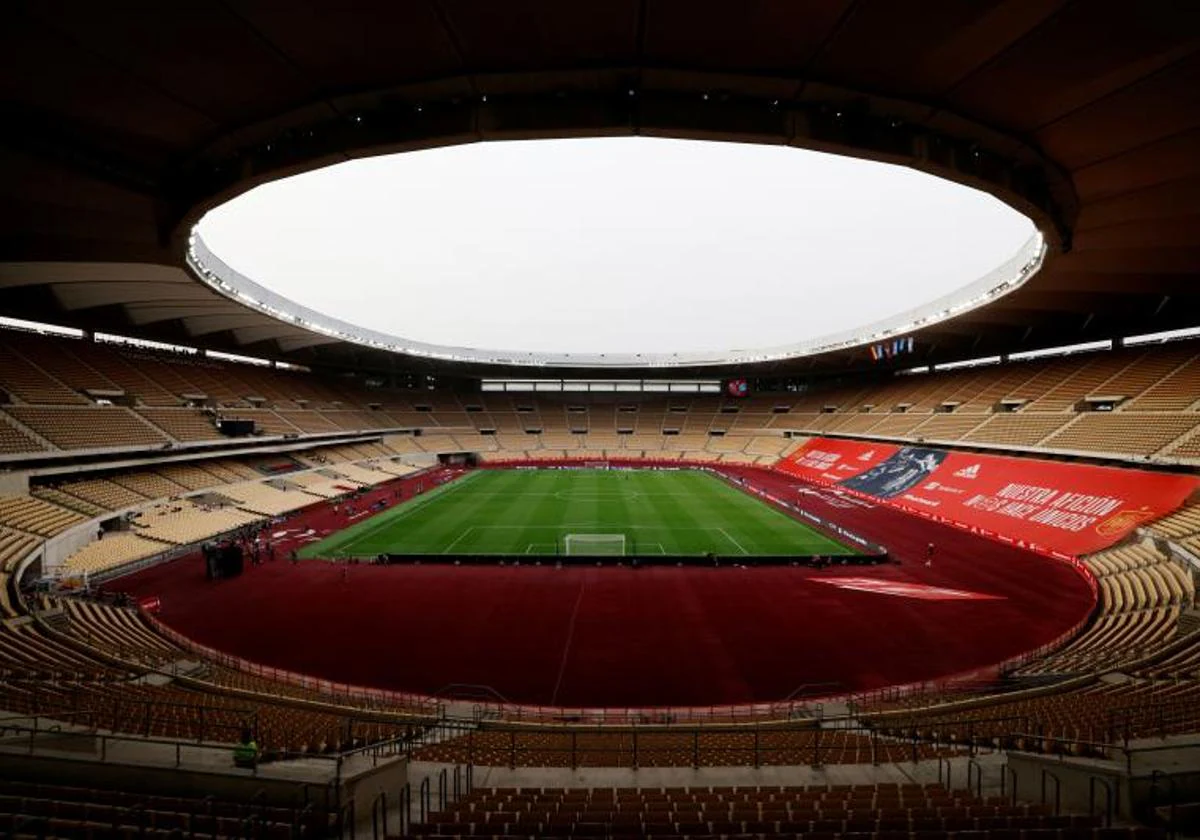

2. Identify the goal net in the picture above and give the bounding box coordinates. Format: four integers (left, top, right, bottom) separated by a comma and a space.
584, 461, 610, 470
563, 534, 626, 556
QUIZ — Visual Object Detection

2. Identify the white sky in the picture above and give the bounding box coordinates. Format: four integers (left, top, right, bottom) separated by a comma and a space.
197, 137, 1034, 355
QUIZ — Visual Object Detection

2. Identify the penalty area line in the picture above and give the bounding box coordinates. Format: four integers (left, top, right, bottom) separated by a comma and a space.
718, 527, 750, 556
332, 471, 480, 553
441, 526, 474, 554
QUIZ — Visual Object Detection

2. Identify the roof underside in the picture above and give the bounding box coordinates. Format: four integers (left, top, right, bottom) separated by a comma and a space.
1, 0, 1198, 379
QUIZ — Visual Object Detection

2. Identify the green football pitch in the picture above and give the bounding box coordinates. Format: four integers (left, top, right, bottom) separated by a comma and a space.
298, 468, 859, 558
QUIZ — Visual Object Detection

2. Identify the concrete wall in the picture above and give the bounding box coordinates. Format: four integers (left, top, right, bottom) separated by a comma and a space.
41, 515, 106, 571
0, 469, 30, 495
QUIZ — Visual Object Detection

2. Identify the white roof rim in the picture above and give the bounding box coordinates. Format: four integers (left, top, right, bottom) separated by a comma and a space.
187, 229, 1046, 370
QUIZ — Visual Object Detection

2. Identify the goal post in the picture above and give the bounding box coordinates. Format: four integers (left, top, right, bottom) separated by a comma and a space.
563, 533, 626, 556
583, 460, 610, 470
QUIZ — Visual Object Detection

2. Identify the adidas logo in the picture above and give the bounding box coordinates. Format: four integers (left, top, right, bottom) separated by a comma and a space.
953, 463, 981, 479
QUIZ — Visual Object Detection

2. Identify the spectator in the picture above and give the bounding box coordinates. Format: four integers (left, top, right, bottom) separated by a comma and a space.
233, 727, 258, 768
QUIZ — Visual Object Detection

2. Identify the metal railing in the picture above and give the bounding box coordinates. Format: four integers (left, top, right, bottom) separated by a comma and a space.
388, 764, 473, 839
403, 716, 982, 770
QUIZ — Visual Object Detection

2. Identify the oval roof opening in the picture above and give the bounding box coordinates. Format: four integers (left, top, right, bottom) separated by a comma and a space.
196, 137, 1035, 360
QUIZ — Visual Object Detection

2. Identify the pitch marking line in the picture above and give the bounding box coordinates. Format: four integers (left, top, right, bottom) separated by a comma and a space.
446, 491, 705, 499
718, 527, 750, 555
455, 523, 728, 532
324, 471, 481, 552
441, 526, 475, 554
553, 490, 643, 502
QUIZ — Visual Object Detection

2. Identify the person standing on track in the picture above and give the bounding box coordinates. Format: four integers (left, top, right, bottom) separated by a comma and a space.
925, 542, 935, 567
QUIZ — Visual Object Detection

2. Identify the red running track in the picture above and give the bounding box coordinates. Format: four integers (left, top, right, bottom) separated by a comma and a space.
110, 465, 1096, 709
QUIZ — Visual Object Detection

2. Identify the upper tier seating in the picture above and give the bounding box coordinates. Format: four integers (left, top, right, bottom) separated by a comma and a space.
135, 407, 220, 441
0, 330, 1197, 467
0, 418, 50, 454
902, 413, 982, 441
1166, 430, 1200, 460
1124, 354, 1200, 411
5, 406, 169, 450
962, 413, 1073, 447
1042, 413, 1200, 457
0, 340, 90, 404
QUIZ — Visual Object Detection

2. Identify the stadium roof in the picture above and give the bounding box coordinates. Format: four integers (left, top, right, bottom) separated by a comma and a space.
1, 1, 1198, 379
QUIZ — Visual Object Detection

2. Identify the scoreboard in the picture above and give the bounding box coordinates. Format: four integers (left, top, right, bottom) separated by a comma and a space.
725, 378, 750, 398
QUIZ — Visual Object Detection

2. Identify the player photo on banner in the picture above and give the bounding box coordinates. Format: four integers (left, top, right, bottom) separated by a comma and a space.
840, 447, 947, 498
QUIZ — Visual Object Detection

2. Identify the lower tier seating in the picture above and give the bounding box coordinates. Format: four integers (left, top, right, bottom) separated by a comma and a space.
59, 532, 173, 575
870, 680, 1200, 752
0, 496, 85, 537
0, 778, 337, 839
401, 784, 1141, 840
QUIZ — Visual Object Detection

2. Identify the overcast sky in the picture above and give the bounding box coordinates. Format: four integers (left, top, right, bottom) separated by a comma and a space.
197, 137, 1034, 355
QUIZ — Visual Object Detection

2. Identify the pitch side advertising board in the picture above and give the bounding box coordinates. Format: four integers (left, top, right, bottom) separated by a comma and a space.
781, 437, 1199, 558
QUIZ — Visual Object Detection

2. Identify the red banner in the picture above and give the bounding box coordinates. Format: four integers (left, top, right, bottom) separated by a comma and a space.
782, 438, 1199, 558
776, 438, 898, 484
